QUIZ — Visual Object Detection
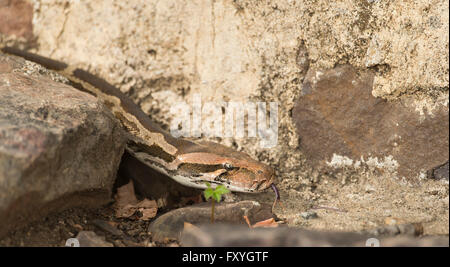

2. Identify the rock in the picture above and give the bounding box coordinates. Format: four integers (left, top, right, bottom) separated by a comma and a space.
74, 231, 113, 247
0, 53, 126, 237
429, 161, 449, 181
1, 0, 448, 238
91, 219, 141, 246
181, 224, 449, 247
92, 219, 123, 237
293, 65, 449, 179
0, 0, 34, 42
148, 201, 273, 242
7, 0, 446, 100
300, 211, 318, 220
377, 236, 449, 247
361, 223, 423, 237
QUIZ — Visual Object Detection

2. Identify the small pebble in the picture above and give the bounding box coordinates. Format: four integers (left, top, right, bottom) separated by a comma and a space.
92, 219, 122, 236
300, 211, 318, 220
432, 162, 449, 181
364, 184, 376, 193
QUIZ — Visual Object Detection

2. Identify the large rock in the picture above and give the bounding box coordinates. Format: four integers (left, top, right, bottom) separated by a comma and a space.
430, 161, 449, 181
293, 65, 449, 179
0, 0, 34, 43
0, 53, 126, 237
25, 0, 449, 99
149, 201, 273, 242
181, 224, 449, 247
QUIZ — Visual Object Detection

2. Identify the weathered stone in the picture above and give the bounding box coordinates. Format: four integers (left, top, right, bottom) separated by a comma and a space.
148, 201, 273, 242
430, 161, 449, 181
92, 219, 123, 237
181, 224, 449, 247
23, 1, 449, 100
300, 211, 318, 220
0, 0, 34, 42
0, 53, 126, 237
1, 0, 448, 237
293, 65, 449, 179
361, 223, 423, 237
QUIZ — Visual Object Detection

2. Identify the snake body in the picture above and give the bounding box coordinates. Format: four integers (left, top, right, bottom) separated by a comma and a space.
2, 47, 275, 193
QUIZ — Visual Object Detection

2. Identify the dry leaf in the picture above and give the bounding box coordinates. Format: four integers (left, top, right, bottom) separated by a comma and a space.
243, 216, 279, 228
115, 181, 138, 207
137, 199, 158, 220
252, 218, 279, 228
243, 215, 253, 228
114, 180, 158, 220
116, 204, 137, 218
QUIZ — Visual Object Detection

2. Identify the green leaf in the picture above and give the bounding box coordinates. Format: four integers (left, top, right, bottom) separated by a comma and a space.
212, 192, 221, 202
204, 188, 214, 200
214, 185, 230, 195
204, 182, 211, 188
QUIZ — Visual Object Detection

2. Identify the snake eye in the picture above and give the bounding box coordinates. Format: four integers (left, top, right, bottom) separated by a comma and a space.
223, 163, 234, 171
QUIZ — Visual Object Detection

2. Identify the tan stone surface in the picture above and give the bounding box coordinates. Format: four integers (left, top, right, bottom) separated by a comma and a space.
293, 65, 449, 180
0, 0, 447, 236
0, 53, 125, 237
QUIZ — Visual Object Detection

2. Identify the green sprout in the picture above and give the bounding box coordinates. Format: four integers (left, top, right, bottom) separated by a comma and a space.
203, 182, 230, 223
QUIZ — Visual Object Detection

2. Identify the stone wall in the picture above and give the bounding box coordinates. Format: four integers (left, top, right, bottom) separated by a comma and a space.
0, 0, 448, 235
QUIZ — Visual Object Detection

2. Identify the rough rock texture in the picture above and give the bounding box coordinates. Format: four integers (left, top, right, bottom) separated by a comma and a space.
28, 0, 448, 99
10, 0, 446, 178
0, 53, 125, 237
430, 161, 449, 181
181, 224, 449, 247
16, 0, 446, 179
0, 0, 448, 237
149, 201, 273, 242
0, 0, 34, 43
293, 64, 449, 179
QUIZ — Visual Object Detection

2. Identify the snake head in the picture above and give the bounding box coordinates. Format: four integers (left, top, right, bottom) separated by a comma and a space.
218, 159, 276, 192
175, 141, 275, 193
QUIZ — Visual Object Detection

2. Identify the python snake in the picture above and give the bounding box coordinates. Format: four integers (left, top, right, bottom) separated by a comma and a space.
1, 47, 276, 196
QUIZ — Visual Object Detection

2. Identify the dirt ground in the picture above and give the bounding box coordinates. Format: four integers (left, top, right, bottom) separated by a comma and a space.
0, 164, 447, 247
238, 168, 449, 236
0, 204, 173, 247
